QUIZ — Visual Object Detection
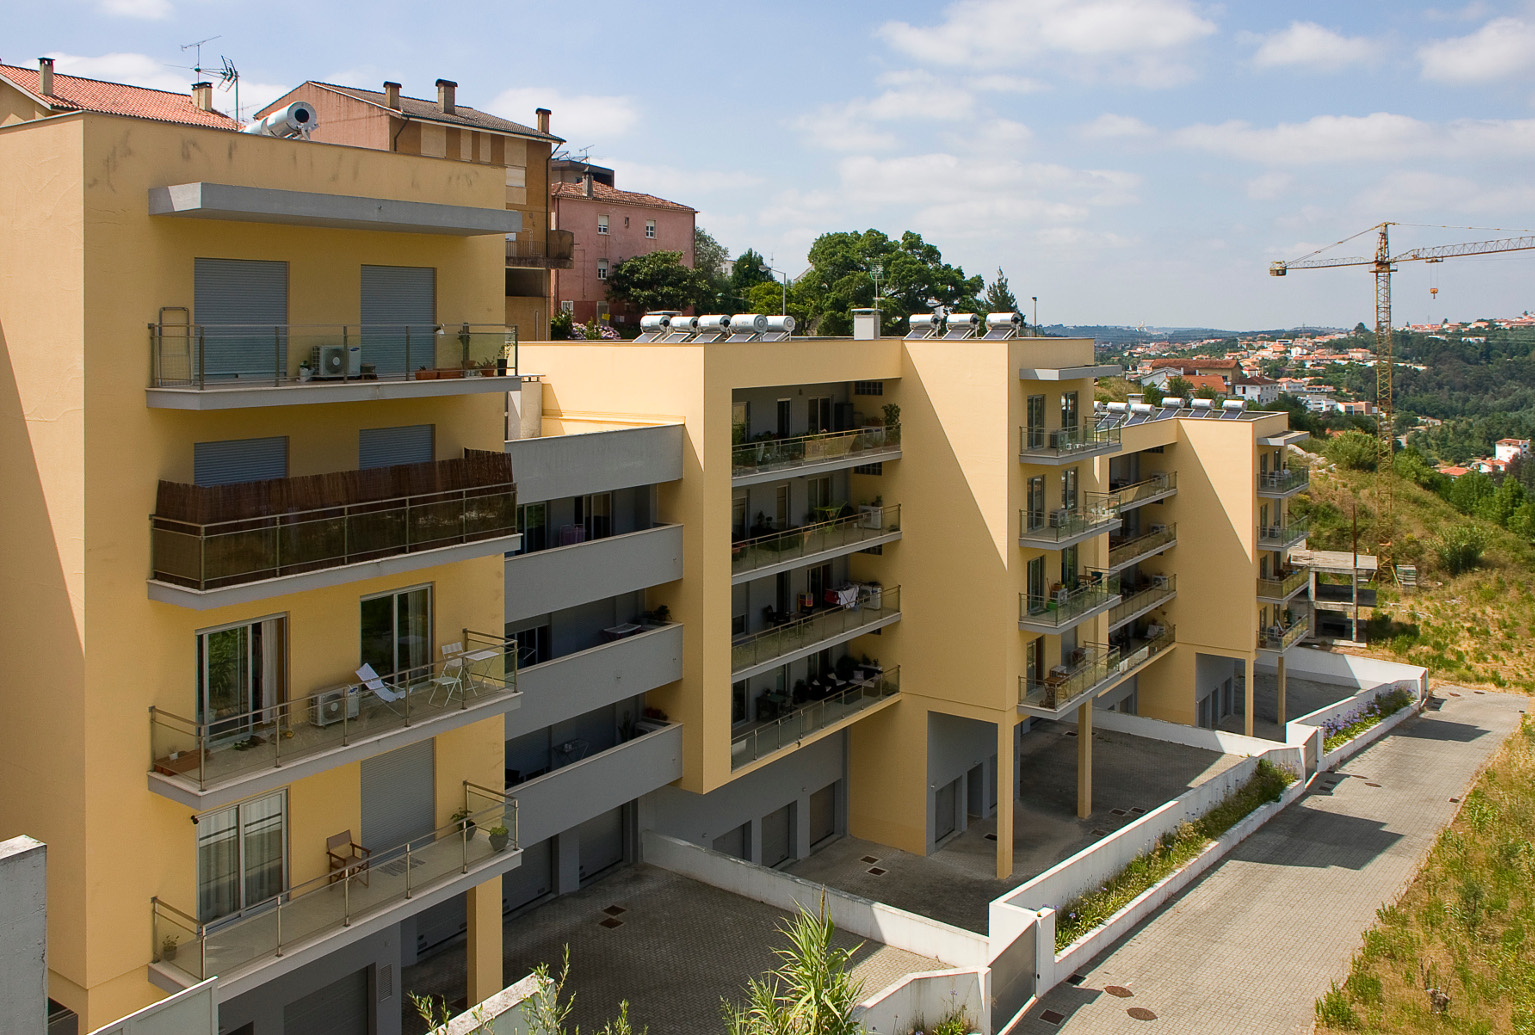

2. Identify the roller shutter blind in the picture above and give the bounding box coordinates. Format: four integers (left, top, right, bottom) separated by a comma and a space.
361, 265, 436, 376
359, 424, 435, 470
193, 258, 288, 380
761, 804, 792, 868
809, 782, 836, 845
192, 436, 288, 487
282, 967, 368, 1035
360, 739, 435, 853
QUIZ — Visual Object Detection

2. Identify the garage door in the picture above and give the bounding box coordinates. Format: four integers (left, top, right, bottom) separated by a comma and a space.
282, 966, 368, 1035
359, 424, 435, 469
361, 265, 436, 376
194, 258, 288, 380
577, 807, 624, 883
809, 783, 837, 846
761, 805, 792, 868
361, 740, 435, 855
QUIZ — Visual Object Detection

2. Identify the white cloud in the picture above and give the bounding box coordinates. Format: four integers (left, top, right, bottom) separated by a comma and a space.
1354, 170, 1479, 212
1172, 112, 1535, 165
1418, 17, 1535, 82
966, 73, 1049, 93
1246, 171, 1294, 200
97, 0, 171, 18
45, 52, 189, 93
1251, 22, 1380, 69
489, 87, 640, 144
791, 72, 976, 152
1078, 113, 1155, 139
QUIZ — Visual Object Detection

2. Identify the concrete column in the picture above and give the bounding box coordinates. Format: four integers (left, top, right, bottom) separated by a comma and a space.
1276, 654, 1288, 727
465, 877, 503, 1007
1244, 656, 1255, 737
1076, 702, 1093, 819
995, 718, 1014, 879
0, 836, 45, 1035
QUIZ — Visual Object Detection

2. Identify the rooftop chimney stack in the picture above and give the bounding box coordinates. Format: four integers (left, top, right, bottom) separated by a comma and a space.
37, 57, 53, 97
536, 107, 550, 134
191, 82, 213, 112
435, 78, 456, 115
384, 81, 401, 109
582, 173, 593, 198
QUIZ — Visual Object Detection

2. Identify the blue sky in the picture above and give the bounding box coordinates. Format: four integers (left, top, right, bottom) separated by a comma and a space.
11, 0, 1535, 329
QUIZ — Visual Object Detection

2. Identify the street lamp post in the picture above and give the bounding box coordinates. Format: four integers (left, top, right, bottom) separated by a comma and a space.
1032, 296, 1038, 336
759, 264, 788, 316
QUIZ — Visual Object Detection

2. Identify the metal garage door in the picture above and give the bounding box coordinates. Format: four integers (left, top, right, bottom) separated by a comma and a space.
934, 777, 959, 841
711, 823, 748, 861
192, 436, 288, 487
761, 804, 792, 868
503, 838, 553, 914
282, 966, 368, 1035
194, 258, 288, 380
359, 424, 435, 470
809, 783, 837, 846
361, 265, 436, 376
577, 807, 624, 883
361, 740, 435, 855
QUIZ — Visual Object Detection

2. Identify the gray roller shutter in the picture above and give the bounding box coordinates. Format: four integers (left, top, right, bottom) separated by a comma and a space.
361, 265, 437, 376
194, 258, 288, 380
193, 436, 288, 487
282, 967, 368, 1035
761, 804, 792, 868
359, 424, 435, 469
361, 740, 435, 853
576, 807, 624, 882
809, 783, 836, 846
711, 823, 747, 861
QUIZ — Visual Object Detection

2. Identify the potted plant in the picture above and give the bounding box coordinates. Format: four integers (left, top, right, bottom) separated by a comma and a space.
451, 806, 476, 841
882, 402, 901, 445
298, 361, 313, 383
161, 935, 178, 962
487, 824, 510, 852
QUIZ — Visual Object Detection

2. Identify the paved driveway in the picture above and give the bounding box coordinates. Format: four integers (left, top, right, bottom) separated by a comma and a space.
1017, 689, 1527, 1034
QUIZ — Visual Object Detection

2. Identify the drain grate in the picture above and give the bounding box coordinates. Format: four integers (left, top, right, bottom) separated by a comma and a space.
1450, 797, 1460, 803
1127, 1007, 1157, 1021
1129, 807, 1146, 815
602, 905, 627, 917
1091, 828, 1108, 836
860, 855, 879, 864
1067, 973, 1086, 986
1105, 985, 1133, 998
868, 866, 887, 876
1039, 1009, 1065, 1025
599, 917, 623, 929
1111, 808, 1127, 816
984, 833, 998, 841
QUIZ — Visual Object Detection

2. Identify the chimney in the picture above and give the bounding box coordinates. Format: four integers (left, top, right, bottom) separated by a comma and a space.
535, 107, 550, 134
582, 173, 593, 198
435, 78, 456, 115
383, 81, 401, 110
852, 308, 882, 341
37, 57, 53, 97
191, 81, 213, 112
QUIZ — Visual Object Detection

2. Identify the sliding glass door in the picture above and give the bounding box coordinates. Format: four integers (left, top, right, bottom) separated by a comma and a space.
198, 791, 287, 923
360, 585, 432, 679
196, 617, 286, 742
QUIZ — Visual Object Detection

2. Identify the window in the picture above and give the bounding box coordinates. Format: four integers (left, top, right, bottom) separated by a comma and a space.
732, 680, 748, 724
358, 424, 434, 470
193, 436, 288, 487
1026, 394, 1046, 449
197, 617, 287, 743
596, 258, 609, 281
1026, 476, 1046, 531
644, 219, 656, 239
1027, 556, 1045, 612
733, 399, 750, 439
1061, 467, 1079, 510
515, 502, 546, 554
1062, 546, 1079, 587
1061, 391, 1080, 430
576, 492, 612, 539
198, 791, 286, 922
776, 571, 792, 614
509, 621, 550, 668
774, 485, 789, 527
732, 495, 748, 540
597, 214, 609, 234
854, 381, 884, 396
808, 563, 833, 603
361, 585, 431, 679
807, 476, 832, 516
1026, 636, 1043, 687
808, 396, 833, 433
776, 399, 791, 437
853, 462, 884, 476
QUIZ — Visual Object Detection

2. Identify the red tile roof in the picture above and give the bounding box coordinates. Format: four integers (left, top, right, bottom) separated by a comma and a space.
299, 82, 561, 143
551, 179, 695, 213
1179, 374, 1230, 393
1149, 356, 1240, 370
0, 63, 240, 129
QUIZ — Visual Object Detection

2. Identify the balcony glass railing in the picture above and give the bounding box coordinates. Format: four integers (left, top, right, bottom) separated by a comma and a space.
731, 425, 901, 478
1018, 504, 1119, 543
1257, 567, 1309, 599
149, 632, 516, 792
1115, 624, 1176, 673
1018, 423, 1122, 460
1108, 574, 1175, 626
149, 322, 517, 390
1098, 471, 1177, 510
1257, 468, 1310, 494
152, 785, 516, 982
1259, 612, 1310, 650
731, 668, 900, 769
151, 453, 517, 592
1020, 573, 1120, 628
1107, 524, 1177, 568
731, 585, 900, 674
732, 505, 900, 577
1018, 626, 1175, 712
1258, 519, 1309, 550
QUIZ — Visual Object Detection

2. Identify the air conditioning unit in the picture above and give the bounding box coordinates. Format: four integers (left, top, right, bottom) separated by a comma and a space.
311, 686, 359, 727
313, 344, 359, 380
1048, 508, 1071, 528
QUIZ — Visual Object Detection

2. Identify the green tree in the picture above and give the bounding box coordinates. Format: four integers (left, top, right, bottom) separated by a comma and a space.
1448, 470, 1495, 514
1324, 430, 1379, 472
606, 250, 707, 314
1476, 475, 1526, 527
796, 229, 983, 336
694, 227, 730, 298
722, 904, 864, 1035
983, 267, 1019, 315
730, 248, 774, 294
1194, 383, 1220, 400
1142, 382, 1165, 406
1164, 375, 1194, 399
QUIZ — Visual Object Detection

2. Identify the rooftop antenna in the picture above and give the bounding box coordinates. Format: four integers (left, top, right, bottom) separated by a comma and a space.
216, 54, 240, 122
179, 35, 221, 79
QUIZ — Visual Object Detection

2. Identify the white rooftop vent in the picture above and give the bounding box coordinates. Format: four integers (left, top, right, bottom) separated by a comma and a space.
982, 312, 1021, 340
243, 101, 318, 139
905, 314, 942, 340
943, 313, 979, 340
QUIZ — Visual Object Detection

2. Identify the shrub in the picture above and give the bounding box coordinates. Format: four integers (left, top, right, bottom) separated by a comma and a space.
1325, 430, 1379, 471
549, 307, 574, 340
1434, 523, 1490, 575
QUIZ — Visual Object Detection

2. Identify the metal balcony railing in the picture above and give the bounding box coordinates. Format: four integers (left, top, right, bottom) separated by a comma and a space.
731, 586, 900, 674
1258, 519, 1309, 550
1108, 574, 1175, 627
1257, 468, 1310, 495
731, 668, 900, 769
1018, 626, 1175, 712
1020, 573, 1120, 629
1098, 471, 1177, 510
732, 504, 900, 578
1259, 612, 1310, 650
149, 322, 517, 390
505, 229, 575, 268
1018, 504, 1119, 544
1107, 523, 1177, 568
1257, 567, 1309, 600
732, 425, 901, 479
151, 783, 516, 982
1018, 423, 1122, 460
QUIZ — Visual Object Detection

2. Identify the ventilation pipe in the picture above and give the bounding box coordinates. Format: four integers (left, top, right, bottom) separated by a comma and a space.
242, 101, 318, 139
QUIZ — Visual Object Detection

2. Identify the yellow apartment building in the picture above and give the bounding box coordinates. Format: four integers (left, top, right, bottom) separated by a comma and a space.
0, 88, 531, 1033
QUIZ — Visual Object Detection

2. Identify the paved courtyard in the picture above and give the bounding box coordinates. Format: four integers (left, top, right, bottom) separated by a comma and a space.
1017, 688, 1528, 1034
787, 724, 1244, 933
1218, 672, 1357, 741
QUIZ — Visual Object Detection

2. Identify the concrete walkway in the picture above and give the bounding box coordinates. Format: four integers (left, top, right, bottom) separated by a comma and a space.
1018, 688, 1527, 1035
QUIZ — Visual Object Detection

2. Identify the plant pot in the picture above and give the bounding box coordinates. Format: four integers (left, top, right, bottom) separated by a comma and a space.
162, 942, 178, 962
459, 820, 477, 842
489, 831, 510, 852
298, 367, 313, 383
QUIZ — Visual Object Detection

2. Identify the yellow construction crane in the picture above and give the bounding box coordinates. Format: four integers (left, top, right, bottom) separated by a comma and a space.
1269, 222, 1535, 561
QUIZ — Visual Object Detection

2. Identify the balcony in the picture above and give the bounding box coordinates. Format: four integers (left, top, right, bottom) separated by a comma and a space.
1256, 567, 1309, 602
147, 323, 518, 409
505, 423, 683, 504
732, 504, 901, 582
1099, 471, 1177, 511
1108, 574, 1176, 630
505, 523, 682, 624
151, 785, 519, 996
515, 723, 683, 844
1257, 468, 1310, 498
731, 585, 901, 680
1017, 423, 1122, 465
148, 632, 517, 809
514, 623, 682, 732
731, 668, 900, 771
1018, 573, 1120, 633
1017, 625, 1175, 718
1017, 505, 1121, 549
1258, 610, 1310, 651
150, 453, 518, 610
1106, 523, 1177, 572
1258, 519, 1309, 551
731, 425, 902, 486
506, 228, 575, 270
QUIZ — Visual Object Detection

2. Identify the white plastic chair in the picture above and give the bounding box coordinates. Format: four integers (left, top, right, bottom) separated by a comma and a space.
430, 642, 465, 705
356, 663, 405, 716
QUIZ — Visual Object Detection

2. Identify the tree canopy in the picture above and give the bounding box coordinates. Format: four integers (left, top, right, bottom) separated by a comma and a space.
983, 267, 1019, 315
730, 248, 774, 294
606, 250, 707, 313
792, 229, 983, 336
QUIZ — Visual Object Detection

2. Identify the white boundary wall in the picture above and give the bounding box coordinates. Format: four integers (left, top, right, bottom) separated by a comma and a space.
443, 973, 544, 1035
854, 967, 988, 1035
1258, 647, 1427, 696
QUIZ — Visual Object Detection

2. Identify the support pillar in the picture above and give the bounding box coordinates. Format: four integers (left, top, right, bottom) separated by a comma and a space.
1244, 655, 1255, 737
466, 876, 503, 1007
995, 717, 1015, 879
1276, 654, 1288, 728
1076, 702, 1093, 819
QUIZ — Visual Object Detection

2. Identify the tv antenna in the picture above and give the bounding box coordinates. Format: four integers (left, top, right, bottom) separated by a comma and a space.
180, 36, 221, 78
178, 36, 242, 120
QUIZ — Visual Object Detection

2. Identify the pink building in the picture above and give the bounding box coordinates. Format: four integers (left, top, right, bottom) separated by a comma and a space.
550, 163, 696, 327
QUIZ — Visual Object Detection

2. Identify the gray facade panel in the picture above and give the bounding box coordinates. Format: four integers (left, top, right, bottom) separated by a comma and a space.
511, 624, 682, 735
504, 523, 682, 624
513, 724, 683, 846
505, 424, 683, 504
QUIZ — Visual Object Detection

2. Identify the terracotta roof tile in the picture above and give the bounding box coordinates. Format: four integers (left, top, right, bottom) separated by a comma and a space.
1149, 356, 1240, 370
306, 82, 561, 142
0, 63, 239, 129
551, 179, 694, 213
